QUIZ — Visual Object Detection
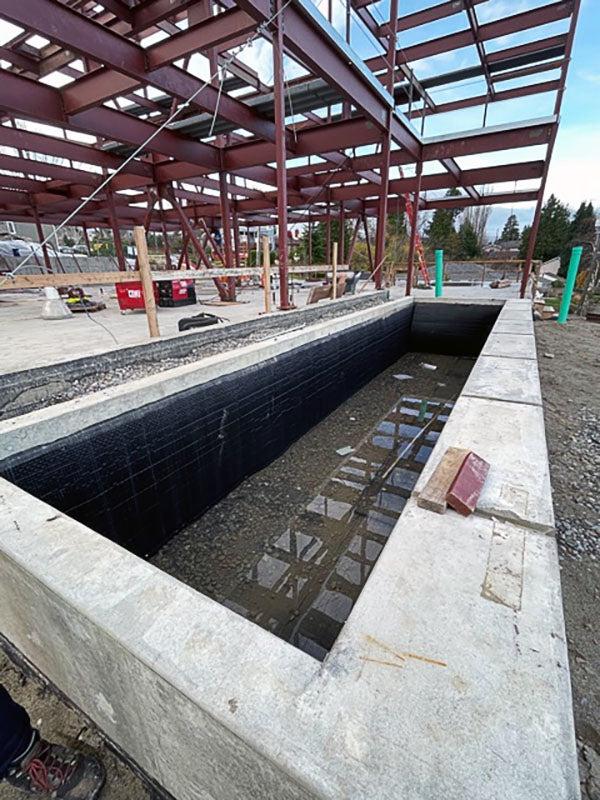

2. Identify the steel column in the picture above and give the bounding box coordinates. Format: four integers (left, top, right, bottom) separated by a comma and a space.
106, 191, 127, 271
32, 204, 53, 273
218, 171, 236, 301
272, 0, 291, 309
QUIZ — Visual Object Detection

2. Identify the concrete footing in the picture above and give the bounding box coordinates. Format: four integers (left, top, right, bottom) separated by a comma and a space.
0, 298, 579, 799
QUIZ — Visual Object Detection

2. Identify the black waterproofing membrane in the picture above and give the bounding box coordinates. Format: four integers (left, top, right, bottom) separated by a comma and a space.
0, 302, 499, 558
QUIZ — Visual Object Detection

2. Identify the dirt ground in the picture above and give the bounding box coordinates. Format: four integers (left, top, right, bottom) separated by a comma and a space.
536, 318, 600, 800
0, 649, 161, 800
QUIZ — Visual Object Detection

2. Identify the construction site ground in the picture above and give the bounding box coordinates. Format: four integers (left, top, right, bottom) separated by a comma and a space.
536, 318, 600, 800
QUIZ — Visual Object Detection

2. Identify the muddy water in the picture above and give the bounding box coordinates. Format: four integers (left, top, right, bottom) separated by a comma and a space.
151, 352, 474, 659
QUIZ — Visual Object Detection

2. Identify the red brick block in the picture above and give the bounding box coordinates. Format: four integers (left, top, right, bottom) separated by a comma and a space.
446, 451, 490, 516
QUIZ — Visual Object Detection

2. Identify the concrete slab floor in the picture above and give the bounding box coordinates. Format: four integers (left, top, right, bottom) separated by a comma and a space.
0, 285, 313, 374
0, 281, 518, 376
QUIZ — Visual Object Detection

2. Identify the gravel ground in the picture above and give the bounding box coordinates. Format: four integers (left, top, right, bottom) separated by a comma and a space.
536, 317, 600, 800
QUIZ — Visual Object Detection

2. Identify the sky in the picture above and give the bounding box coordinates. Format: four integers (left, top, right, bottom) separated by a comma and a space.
0, 1, 598, 239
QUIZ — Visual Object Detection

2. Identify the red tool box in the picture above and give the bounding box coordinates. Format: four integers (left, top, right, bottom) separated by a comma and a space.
116, 279, 196, 311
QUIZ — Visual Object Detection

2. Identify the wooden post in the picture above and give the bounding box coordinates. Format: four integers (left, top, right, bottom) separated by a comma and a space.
332, 241, 338, 300
262, 235, 271, 314
133, 226, 160, 338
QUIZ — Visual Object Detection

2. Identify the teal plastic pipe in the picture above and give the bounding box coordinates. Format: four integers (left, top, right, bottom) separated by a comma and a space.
558, 245, 583, 324
435, 250, 443, 297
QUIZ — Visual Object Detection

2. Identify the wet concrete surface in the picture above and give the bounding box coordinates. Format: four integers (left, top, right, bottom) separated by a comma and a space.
152, 351, 475, 659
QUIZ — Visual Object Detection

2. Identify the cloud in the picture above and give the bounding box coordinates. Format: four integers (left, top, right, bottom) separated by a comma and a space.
546, 124, 600, 208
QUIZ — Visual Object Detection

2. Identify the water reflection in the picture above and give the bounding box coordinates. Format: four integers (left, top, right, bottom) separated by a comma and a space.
221, 396, 454, 659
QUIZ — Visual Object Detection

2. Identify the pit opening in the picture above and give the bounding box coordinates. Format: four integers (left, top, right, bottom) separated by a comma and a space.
0, 300, 500, 660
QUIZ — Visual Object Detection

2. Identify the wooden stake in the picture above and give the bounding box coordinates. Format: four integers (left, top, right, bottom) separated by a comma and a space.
262, 235, 272, 314
332, 241, 338, 300
133, 225, 160, 338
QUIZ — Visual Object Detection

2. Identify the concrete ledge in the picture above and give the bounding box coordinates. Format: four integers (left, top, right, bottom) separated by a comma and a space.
414, 395, 553, 531
481, 332, 536, 360
463, 355, 542, 406
492, 319, 534, 335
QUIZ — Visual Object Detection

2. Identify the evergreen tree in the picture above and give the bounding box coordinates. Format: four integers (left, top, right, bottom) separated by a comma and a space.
560, 201, 596, 274
425, 188, 462, 257
499, 213, 520, 242
517, 195, 571, 265
297, 218, 352, 264
457, 218, 481, 259
518, 225, 531, 261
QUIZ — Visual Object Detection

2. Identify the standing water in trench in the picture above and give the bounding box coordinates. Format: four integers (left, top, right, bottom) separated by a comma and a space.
152, 352, 474, 660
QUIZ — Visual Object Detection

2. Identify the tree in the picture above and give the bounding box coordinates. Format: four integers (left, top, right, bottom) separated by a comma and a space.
561, 201, 596, 275
499, 213, 520, 242
297, 218, 352, 264
520, 194, 571, 264
457, 219, 481, 259
425, 188, 462, 257
463, 202, 491, 251
519, 225, 531, 261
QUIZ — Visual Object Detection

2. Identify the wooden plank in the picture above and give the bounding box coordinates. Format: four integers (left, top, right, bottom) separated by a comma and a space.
262, 235, 271, 314
417, 447, 469, 514
446, 451, 490, 517
133, 226, 160, 339
0, 264, 351, 290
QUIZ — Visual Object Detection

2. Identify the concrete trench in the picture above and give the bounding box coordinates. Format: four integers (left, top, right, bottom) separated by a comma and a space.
0, 297, 579, 799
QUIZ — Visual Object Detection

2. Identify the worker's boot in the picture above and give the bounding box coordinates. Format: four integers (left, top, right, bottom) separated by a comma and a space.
5, 735, 105, 799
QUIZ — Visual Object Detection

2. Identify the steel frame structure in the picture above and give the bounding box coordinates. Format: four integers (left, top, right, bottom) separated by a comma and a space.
0, 0, 581, 301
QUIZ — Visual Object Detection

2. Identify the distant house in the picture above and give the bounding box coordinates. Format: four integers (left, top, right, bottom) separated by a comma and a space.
484, 239, 521, 258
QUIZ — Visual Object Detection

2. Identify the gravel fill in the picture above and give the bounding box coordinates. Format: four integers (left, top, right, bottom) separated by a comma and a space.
536, 317, 600, 800
0, 293, 387, 421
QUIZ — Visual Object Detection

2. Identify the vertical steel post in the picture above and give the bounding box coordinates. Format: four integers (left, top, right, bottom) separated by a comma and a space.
82, 223, 92, 256
232, 207, 242, 269
339, 201, 346, 265
218, 171, 236, 301
32, 205, 53, 273
362, 213, 374, 273
405, 163, 423, 296
158, 194, 173, 269
308, 218, 313, 266
373, 0, 399, 289
273, 0, 291, 309
106, 191, 127, 271
326, 201, 331, 265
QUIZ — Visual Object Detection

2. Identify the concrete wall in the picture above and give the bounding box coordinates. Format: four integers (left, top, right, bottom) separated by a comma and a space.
0, 299, 579, 800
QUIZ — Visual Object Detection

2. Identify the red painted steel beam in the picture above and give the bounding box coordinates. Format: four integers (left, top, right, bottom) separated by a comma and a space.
409, 80, 560, 119
0, 124, 153, 178
159, 161, 543, 219
422, 190, 539, 209
130, 0, 200, 34
236, 0, 422, 159
0, 0, 280, 145
377, 0, 487, 34
146, 8, 256, 69
0, 70, 220, 169
366, 1, 574, 69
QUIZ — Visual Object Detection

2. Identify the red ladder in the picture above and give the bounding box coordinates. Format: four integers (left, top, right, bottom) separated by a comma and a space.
403, 192, 431, 286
